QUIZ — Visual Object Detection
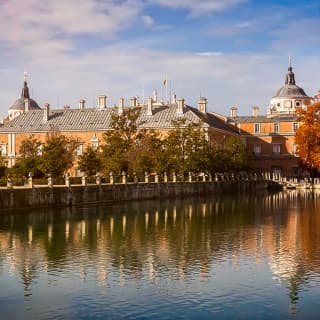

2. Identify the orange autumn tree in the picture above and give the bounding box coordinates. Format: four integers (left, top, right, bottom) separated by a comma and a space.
295, 102, 320, 169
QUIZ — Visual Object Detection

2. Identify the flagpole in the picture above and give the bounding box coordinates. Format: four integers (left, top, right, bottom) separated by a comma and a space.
165, 75, 168, 103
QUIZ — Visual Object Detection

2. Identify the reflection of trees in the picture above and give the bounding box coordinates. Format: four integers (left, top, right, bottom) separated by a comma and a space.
1, 191, 320, 308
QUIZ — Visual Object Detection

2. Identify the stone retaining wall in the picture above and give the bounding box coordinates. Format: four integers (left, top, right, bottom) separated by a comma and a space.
0, 180, 274, 211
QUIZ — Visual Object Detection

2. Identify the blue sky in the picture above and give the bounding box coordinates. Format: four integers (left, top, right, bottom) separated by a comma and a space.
0, 0, 319, 117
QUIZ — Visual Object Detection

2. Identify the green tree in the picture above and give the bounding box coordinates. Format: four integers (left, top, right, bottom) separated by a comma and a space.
20, 135, 41, 159
78, 146, 102, 177
163, 119, 212, 175
7, 135, 44, 178
127, 130, 163, 175
223, 136, 249, 171
101, 108, 141, 176
40, 133, 78, 178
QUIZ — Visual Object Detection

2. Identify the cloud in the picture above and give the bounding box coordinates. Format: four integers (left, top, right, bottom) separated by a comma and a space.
195, 52, 223, 56
0, 0, 144, 46
148, 0, 247, 15
142, 15, 155, 28
3, 41, 317, 118
0, 0, 319, 120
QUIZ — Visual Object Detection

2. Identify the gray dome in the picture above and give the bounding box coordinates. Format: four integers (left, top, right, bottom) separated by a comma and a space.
273, 84, 308, 98
9, 97, 41, 111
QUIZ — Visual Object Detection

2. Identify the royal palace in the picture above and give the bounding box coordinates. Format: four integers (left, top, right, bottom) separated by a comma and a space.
0, 62, 319, 176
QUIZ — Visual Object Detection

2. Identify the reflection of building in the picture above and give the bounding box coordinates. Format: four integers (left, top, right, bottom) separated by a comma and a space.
1, 193, 320, 313
226, 62, 312, 175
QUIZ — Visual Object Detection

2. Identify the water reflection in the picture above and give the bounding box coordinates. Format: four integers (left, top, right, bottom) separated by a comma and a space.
1, 191, 320, 319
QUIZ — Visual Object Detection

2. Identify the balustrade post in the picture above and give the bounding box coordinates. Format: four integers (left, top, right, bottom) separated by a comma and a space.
214, 173, 218, 182
154, 173, 159, 183
82, 173, 87, 186
209, 173, 212, 182
202, 173, 206, 182
122, 171, 127, 184
133, 172, 138, 183
96, 172, 101, 185
109, 172, 114, 184
145, 172, 149, 183
172, 172, 177, 183
48, 174, 53, 188
164, 172, 168, 183
28, 172, 34, 188
7, 175, 13, 189
188, 172, 192, 182
65, 172, 70, 187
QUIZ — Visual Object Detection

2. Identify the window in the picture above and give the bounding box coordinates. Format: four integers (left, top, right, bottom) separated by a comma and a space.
293, 122, 299, 132
1, 144, 6, 156
296, 101, 301, 107
76, 143, 83, 156
254, 123, 260, 133
90, 137, 99, 150
274, 122, 279, 133
277, 103, 280, 107
272, 144, 281, 155
253, 144, 261, 155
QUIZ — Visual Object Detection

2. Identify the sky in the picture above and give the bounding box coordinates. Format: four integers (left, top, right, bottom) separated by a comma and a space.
0, 0, 320, 117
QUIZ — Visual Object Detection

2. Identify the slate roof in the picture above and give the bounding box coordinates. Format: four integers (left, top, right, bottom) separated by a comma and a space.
273, 84, 308, 98
227, 114, 298, 124
0, 103, 238, 134
9, 97, 41, 111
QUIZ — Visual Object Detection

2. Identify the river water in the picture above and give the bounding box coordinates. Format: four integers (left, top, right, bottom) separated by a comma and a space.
1, 191, 320, 319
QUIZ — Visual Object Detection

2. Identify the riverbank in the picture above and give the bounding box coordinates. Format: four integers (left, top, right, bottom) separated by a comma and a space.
0, 180, 277, 211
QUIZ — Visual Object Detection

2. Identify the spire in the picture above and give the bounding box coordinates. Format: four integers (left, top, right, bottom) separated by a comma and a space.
21, 72, 30, 99
285, 57, 295, 85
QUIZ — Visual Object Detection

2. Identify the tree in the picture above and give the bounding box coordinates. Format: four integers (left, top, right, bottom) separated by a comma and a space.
164, 119, 212, 175
40, 133, 78, 178
127, 130, 163, 175
19, 135, 41, 159
7, 135, 44, 178
101, 108, 141, 175
223, 136, 249, 171
109, 107, 141, 145
295, 102, 320, 170
78, 146, 102, 177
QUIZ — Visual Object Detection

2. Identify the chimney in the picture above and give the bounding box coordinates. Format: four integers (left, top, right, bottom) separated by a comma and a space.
24, 99, 30, 112
147, 98, 153, 116
171, 93, 177, 104
130, 96, 138, 107
79, 99, 85, 109
198, 97, 207, 113
230, 106, 237, 117
177, 98, 184, 115
64, 105, 70, 110
98, 95, 107, 109
43, 103, 50, 122
118, 98, 124, 115
252, 106, 259, 117
153, 90, 158, 102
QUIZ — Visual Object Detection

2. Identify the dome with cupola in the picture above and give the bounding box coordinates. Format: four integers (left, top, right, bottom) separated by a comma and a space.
8, 75, 41, 121
268, 59, 311, 115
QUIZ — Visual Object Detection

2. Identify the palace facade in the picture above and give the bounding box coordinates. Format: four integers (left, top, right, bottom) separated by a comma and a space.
0, 62, 317, 176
